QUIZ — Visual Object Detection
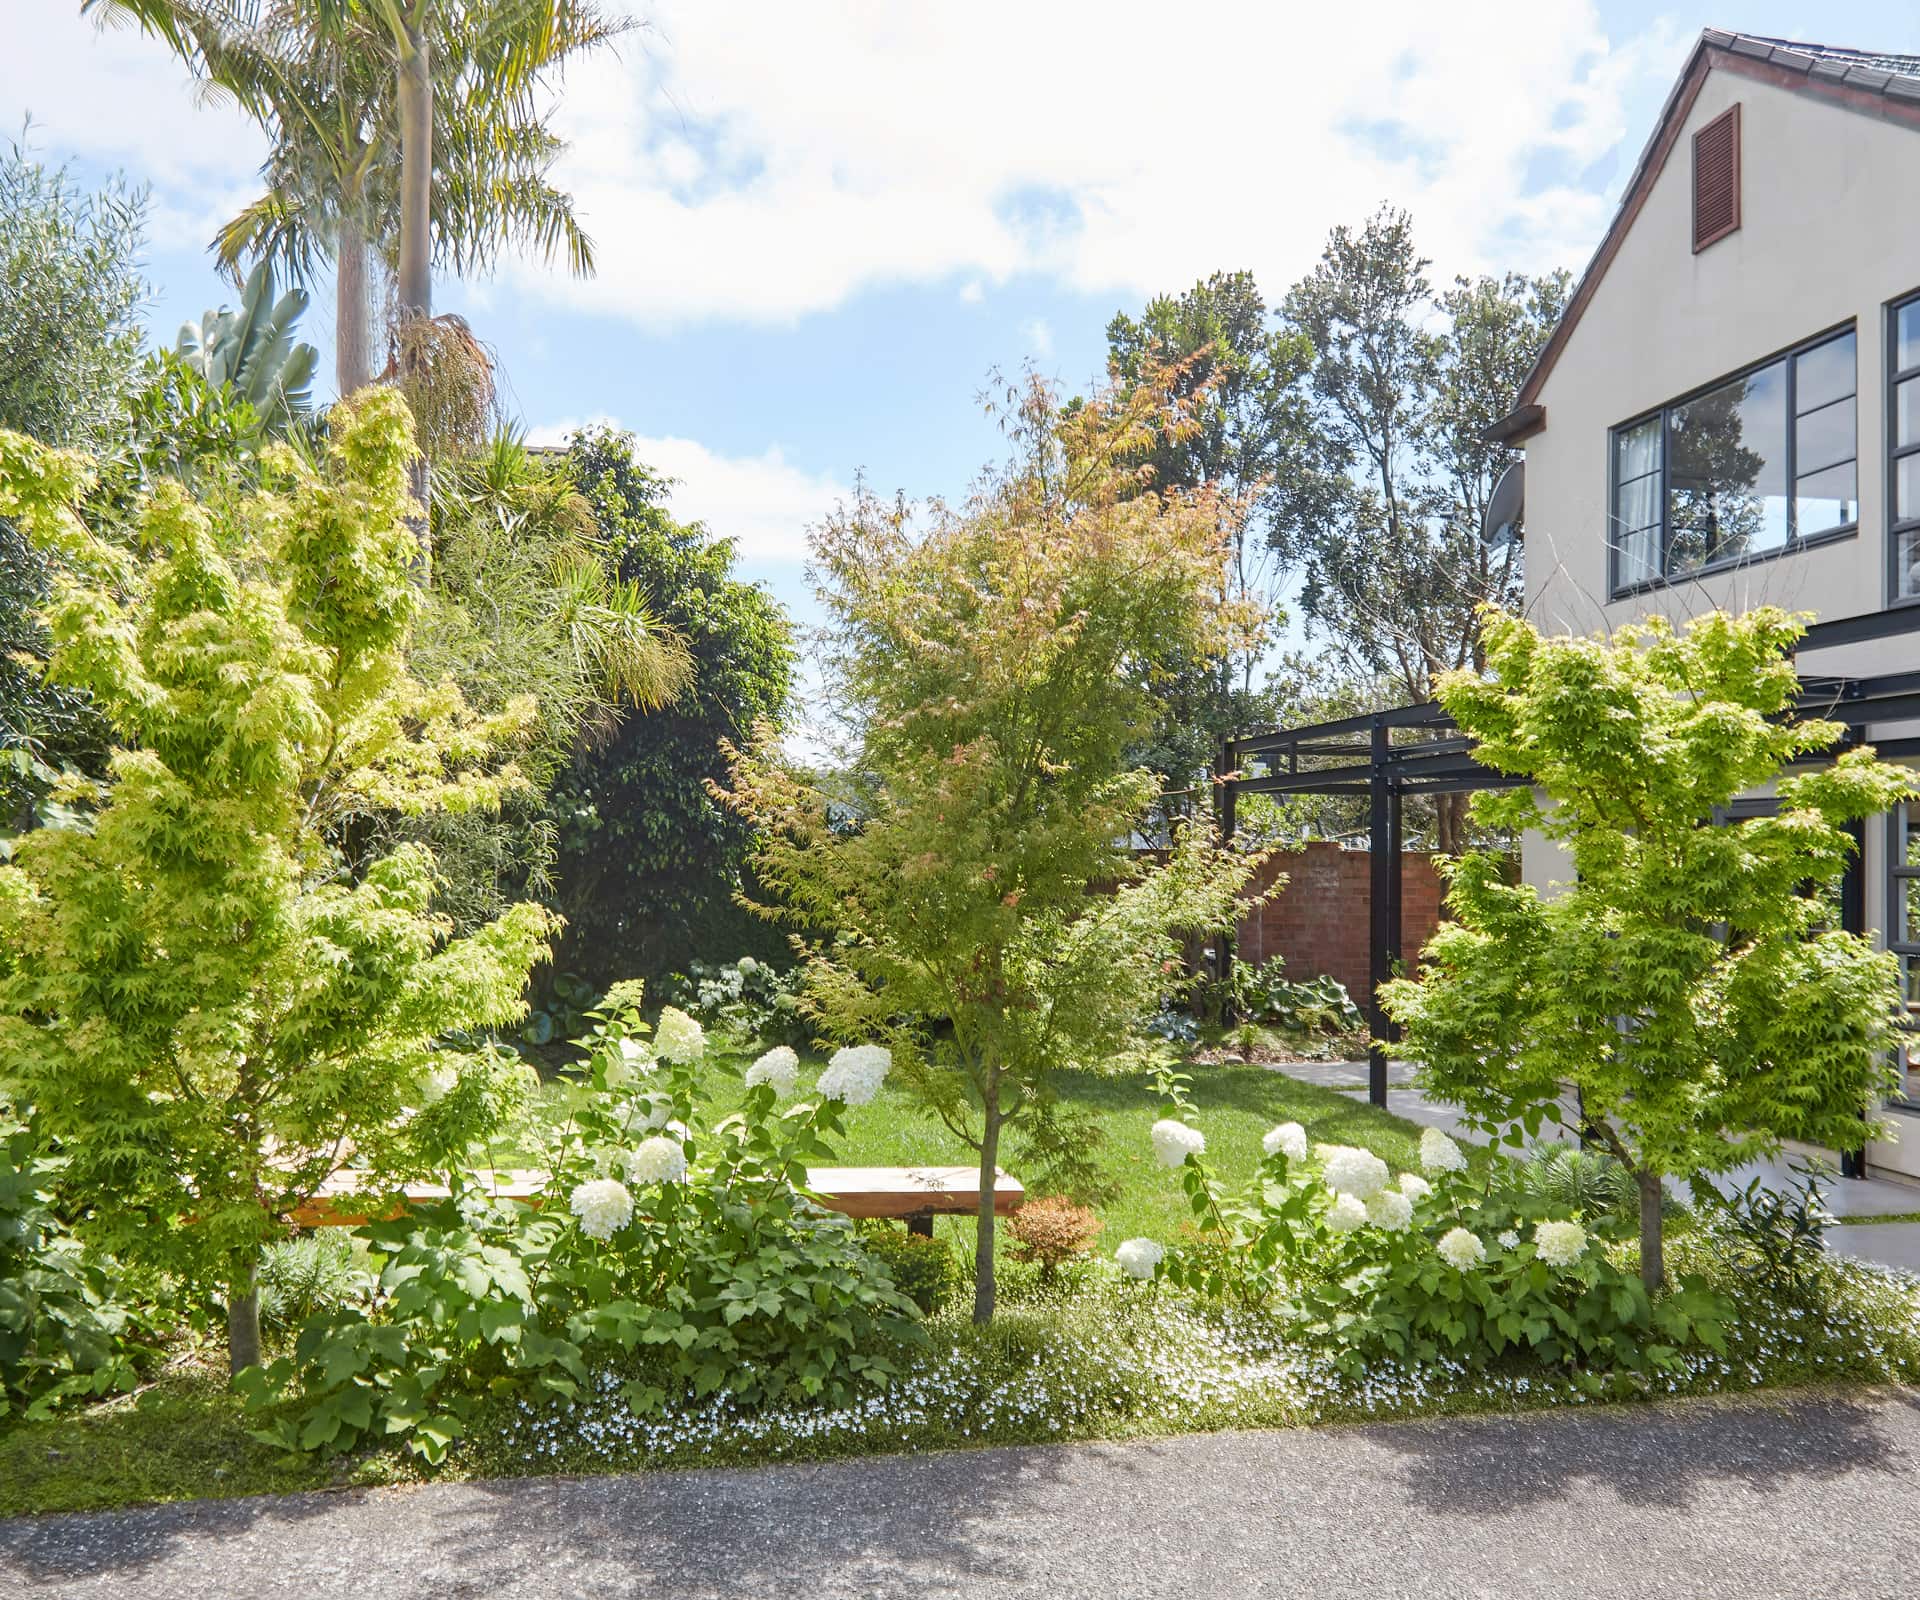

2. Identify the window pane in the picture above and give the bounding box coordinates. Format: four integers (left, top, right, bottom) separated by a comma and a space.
1900, 300, 1920, 375
1900, 454, 1920, 523
1794, 395, 1854, 476
1899, 377, 1920, 451
1616, 525, 1658, 588
1615, 472, 1659, 535
1614, 418, 1661, 481
1794, 460, 1857, 535
1899, 526, 1920, 597
1794, 331, 1855, 413
1667, 361, 1789, 565
1904, 878, 1920, 945
1905, 806, 1920, 867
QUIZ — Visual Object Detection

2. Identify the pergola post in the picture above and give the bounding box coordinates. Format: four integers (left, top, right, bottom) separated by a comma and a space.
1840, 777, 1869, 1180
1367, 717, 1403, 1109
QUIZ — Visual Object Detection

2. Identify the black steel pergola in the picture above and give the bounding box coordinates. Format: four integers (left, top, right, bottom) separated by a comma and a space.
1214, 606, 1920, 1180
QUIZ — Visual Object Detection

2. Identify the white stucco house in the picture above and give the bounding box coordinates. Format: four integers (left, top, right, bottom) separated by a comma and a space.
1490, 29, 1920, 1179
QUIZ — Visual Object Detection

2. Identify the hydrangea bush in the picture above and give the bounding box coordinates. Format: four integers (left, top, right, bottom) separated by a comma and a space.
238, 1009, 922, 1463
1132, 1070, 1727, 1387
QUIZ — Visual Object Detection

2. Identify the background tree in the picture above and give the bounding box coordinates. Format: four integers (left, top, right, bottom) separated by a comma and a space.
1381, 607, 1915, 1291
1278, 207, 1567, 850
548, 428, 795, 983
722, 376, 1260, 1323
0, 390, 556, 1373
0, 140, 149, 827
1105, 274, 1316, 816
91, 0, 626, 395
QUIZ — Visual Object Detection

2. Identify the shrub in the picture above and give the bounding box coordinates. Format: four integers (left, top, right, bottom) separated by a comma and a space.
0, 1112, 148, 1419
238, 1007, 923, 1463
856, 1226, 963, 1315
1007, 1196, 1102, 1282
255, 1234, 373, 1336
661, 956, 809, 1048
1706, 1170, 1832, 1298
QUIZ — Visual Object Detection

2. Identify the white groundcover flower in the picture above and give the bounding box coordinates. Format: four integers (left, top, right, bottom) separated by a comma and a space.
1366, 1188, 1414, 1232
1325, 1193, 1369, 1232
652, 1007, 707, 1065
1419, 1127, 1468, 1173
744, 1045, 800, 1096
818, 1044, 892, 1106
1498, 1228, 1520, 1250
1437, 1226, 1486, 1269
626, 1135, 689, 1186
1150, 1119, 1206, 1168
1320, 1144, 1389, 1200
570, 1177, 635, 1241
1263, 1121, 1309, 1162
1533, 1219, 1588, 1268
1397, 1173, 1433, 1203
1114, 1238, 1165, 1279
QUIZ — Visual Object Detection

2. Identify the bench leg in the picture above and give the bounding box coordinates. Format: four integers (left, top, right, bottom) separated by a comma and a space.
906, 1212, 933, 1238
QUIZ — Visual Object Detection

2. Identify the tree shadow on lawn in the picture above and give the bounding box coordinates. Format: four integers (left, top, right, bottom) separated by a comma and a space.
1363, 1387, 1919, 1517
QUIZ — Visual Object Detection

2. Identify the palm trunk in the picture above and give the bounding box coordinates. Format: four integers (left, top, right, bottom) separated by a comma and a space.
335, 210, 373, 397
1637, 1168, 1665, 1293
228, 1261, 262, 1377
394, 18, 433, 569
971, 1098, 1003, 1325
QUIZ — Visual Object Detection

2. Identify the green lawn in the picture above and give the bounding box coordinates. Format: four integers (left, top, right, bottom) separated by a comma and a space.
515, 1041, 1474, 1253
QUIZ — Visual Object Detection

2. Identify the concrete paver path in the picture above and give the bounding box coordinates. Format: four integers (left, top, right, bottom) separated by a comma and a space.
5, 1388, 1919, 1598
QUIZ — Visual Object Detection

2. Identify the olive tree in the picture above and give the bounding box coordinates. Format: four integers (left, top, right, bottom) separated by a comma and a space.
1381, 607, 1915, 1290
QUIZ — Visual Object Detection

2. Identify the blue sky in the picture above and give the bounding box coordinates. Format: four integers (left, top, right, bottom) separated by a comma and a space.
9, 2, 1919, 669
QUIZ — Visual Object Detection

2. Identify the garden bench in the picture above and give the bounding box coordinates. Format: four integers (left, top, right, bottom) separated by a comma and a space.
289, 1164, 1024, 1236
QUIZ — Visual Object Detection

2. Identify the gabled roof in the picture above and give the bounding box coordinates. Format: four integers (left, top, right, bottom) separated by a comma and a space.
1488, 29, 1920, 444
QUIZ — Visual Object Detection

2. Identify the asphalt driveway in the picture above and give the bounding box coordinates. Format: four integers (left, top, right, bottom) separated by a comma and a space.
4, 1388, 1917, 1598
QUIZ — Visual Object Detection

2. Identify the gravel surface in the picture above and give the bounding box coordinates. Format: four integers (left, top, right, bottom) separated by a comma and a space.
4, 1388, 1918, 1598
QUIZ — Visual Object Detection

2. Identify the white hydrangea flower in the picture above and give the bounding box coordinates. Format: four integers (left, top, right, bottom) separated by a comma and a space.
1498, 1228, 1520, 1250
1320, 1144, 1389, 1199
625, 1135, 688, 1186
569, 1177, 635, 1241
817, 1044, 891, 1106
1533, 1219, 1588, 1268
418, 1064, 458, 1104
1149, 1119, 1206, 1168
736, 956, 758, 975
1366, 1188, 1413, 1232
604, 1036, 652, 1090
1437, 1226, 1486, 1269
1419, 1127, 1468, 1173
639, 1094, 675, 1129
1114, 1238, 1165, 1279
1325, 1193, 1369, 1232
651, 1007, 707, 1065
1263, 1122, 1308, 1162
1397, 1173, 1432, 1204
744, 1045, 800, 1096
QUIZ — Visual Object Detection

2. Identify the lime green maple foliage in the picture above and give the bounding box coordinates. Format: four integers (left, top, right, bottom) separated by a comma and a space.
1381, 608, 1915, 1290
723, 375, 1263, 1324
0, 390, 555, 1372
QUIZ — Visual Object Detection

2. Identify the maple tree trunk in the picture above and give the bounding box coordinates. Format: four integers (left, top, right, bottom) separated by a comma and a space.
972, 1103, 1002, 1325
1637, 1168, 1665, 1293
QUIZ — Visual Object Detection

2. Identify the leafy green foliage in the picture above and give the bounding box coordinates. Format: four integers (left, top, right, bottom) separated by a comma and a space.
1382, 607, 1917, 1289
724, 374, 1262, 1321
1706, 1170, 1833, 1298
174, 259, 318, 436
0, 1110, 150, 1420
1212, 957, 1362, 1035
240, 1008, 922, 1463
661, 955, 809, 1049
256, 1233, 373, 1334
0, 391, 556, 1362
549, 428, 795, 982
855, 1225, 963, 1315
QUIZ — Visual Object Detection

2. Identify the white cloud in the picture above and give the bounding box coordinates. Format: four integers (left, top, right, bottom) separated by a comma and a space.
511, 0, 1686, 328
528, 417, 847, 569
1021, 317, 1054, 358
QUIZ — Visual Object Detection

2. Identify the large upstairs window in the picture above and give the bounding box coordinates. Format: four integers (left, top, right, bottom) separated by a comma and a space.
1890, 293, 1920, 599
1610, 326, 1858, 595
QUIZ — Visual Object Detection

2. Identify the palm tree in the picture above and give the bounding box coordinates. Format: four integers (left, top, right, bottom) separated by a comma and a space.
86, 0, 629, 395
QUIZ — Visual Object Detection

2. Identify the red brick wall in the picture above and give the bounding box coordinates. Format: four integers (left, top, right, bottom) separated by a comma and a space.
1234, 842, 1447, 1007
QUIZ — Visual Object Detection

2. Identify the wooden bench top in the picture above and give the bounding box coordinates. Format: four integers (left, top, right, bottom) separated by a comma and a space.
289, 1164, 1023, 1227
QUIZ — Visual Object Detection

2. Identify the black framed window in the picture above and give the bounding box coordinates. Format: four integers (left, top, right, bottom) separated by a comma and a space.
1889, 293, 1920, 599
1609, 326, 1857, 595
1888, 804, 1920, 1099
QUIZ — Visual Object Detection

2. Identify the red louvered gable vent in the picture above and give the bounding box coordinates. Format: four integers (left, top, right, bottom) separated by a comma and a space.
1692, 104, 1741, 252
